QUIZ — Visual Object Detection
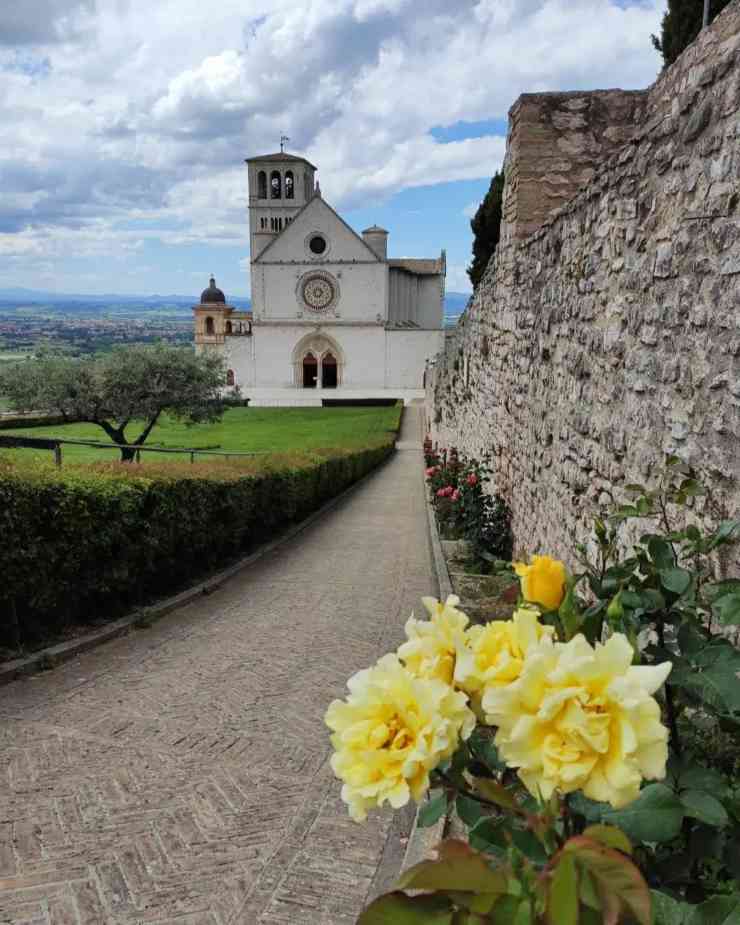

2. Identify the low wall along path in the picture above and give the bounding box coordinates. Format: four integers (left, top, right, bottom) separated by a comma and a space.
0, 408, 434, 924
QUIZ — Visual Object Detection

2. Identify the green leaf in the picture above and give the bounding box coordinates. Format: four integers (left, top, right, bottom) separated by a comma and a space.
678, 623, 708, 655
651, 890, 691, 925
582, 824, 632, 854
707, 580, 740, 603
418, 790, 448, 828
468, 728, 506, 773
678, 765, 727, 796
358, 891, 454, 924
685, 894, 740, 925
569, 792, 607, 823
510, 828, 547, 865
397, 840, 508, 895
661, 568, 692, 595
490, 896, 528, 925
547, 853, 579, 925
707, 520, 740, 551
468, 818, 507, 856
456, 795, 485, 828
603, 784, 684, 844
678, 647, 740, 714
714, 593, 740, 626
563, 835, 652, 925
680, 790, 729, 827
472, 778, 520, 812
648, 536, 676, 571
559, 578, 584, 640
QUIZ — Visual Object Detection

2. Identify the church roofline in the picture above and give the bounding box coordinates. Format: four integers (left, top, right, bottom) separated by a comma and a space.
245, 152, 318, 170
388, 257, 445, 275
253, 192, 384, 265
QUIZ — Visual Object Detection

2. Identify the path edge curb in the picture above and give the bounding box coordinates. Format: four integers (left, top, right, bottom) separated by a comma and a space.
0, 445, 397, 688
400, 463, 454, 873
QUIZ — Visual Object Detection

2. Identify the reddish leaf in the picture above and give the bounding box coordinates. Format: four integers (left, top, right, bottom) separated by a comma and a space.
397, 840, 508, 896
358, 891, 454, 924
562, 836, 651, 925
582, 824, 632, 855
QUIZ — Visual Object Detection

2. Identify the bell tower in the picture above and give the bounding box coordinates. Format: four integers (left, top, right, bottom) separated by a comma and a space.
245, 150, 317, 261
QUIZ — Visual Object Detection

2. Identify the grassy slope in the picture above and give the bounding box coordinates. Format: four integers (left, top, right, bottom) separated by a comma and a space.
0, 405, 402, 465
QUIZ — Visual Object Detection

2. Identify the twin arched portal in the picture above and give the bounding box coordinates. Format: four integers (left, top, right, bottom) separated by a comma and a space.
292, 333, 343, 389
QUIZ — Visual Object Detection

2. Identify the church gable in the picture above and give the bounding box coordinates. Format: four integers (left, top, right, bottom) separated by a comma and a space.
254, 195, 381, 264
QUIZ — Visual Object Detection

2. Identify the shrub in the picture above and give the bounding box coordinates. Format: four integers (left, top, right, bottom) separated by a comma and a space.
0, 441, 394, 649
425, 450, 513, 565
343, 458, 740, 925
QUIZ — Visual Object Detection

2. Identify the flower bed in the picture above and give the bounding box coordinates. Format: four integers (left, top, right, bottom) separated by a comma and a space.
327, 456, 740, 924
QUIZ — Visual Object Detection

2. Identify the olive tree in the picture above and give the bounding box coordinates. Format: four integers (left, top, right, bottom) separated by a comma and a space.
0, 345, 231, 461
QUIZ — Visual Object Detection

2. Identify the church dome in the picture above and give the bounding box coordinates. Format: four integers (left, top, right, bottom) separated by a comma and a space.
200, 276, 226, 304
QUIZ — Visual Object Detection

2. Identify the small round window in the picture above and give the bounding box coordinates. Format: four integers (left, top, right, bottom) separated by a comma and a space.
309, 235, 327, 255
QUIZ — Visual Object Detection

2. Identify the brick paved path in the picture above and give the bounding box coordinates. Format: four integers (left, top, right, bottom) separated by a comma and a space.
0, 408, 435, 925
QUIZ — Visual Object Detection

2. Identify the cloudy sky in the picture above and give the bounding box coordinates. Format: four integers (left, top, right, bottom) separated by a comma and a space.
0, 0, 664, 297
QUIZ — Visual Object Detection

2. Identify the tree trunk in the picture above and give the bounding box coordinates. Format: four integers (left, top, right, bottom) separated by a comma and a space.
120, 445, 137, 462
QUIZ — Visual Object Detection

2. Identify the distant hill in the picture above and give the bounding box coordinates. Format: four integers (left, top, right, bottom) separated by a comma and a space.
444, 291, 470, 326
0, 286, 471, 322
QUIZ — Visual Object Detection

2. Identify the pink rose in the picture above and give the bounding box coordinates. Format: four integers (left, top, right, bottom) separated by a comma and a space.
451, 489, 461, 502
467, 473, 478, 487
436, 488, 447, 498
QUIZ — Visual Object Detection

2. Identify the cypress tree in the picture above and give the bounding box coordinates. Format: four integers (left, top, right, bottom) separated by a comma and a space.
651, 0, 732, 68
467, 170, 504, 290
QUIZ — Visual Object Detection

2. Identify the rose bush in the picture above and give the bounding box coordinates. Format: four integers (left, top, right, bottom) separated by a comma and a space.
327, 458, 740, 924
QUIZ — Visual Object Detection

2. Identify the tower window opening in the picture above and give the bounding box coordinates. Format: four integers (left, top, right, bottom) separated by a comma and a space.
285, 171, 294, 199
257, 171, 267, 199
225, 321, 233, 334
205, 316, 215, 335
270, 170, 281, 199
278, 217, 283, 231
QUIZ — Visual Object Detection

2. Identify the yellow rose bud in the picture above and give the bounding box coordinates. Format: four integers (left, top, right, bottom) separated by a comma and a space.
514, 554, 567, 611
325, 654, 476, 822
482, 633, 672, 809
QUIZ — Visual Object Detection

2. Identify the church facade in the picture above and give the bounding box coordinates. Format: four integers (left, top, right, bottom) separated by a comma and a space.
194, 152, 446, 405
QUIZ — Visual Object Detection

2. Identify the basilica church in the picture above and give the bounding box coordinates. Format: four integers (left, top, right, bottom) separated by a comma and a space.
193, 151, 446, 405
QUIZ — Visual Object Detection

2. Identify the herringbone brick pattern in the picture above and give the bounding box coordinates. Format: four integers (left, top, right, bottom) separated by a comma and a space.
0, 410, 433, 924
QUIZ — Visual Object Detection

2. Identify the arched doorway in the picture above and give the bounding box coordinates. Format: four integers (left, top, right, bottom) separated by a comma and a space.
322, 352, 337, 388
292, 333, 345, 389
302, 352, 318, 388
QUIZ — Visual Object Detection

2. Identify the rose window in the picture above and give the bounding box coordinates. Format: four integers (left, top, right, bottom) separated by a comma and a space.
298, 272, 339, 313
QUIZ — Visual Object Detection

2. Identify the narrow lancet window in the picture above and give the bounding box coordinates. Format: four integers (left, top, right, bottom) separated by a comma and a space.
285, 171, 294, 199
257, 171, 267, 199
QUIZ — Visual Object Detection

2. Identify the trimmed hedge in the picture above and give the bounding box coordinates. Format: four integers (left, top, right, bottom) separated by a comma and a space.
0, 441, 394, 649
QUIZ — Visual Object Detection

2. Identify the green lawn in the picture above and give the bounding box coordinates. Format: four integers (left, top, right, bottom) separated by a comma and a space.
0, 405, 402, 465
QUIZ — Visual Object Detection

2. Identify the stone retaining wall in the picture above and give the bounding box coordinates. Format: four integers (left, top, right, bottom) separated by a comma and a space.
427, 0, 740, 568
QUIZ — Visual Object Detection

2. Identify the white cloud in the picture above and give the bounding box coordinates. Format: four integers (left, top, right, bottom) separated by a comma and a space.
0, 0, 664, 287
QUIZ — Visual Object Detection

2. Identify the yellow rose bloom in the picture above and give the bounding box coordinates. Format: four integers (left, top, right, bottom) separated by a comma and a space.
454, 608, 556, 702
514, 555, 567, 611
397, 595, 469, 685
482, 633, 671, 809
326, 653, 476, 821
